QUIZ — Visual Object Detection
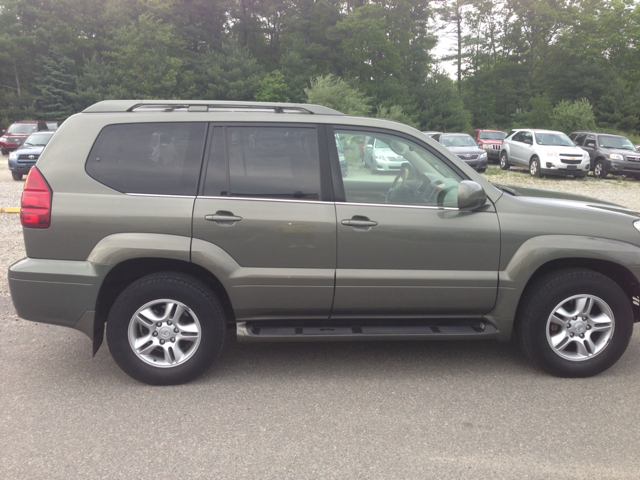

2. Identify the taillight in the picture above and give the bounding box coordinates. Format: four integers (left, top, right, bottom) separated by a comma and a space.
21, 167, 52, 229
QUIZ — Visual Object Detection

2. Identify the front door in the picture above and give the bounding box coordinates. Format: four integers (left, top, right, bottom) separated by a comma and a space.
329, 128, 500, 319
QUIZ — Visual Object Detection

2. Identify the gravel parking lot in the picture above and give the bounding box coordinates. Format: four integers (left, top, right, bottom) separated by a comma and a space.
2, 157, 640, 478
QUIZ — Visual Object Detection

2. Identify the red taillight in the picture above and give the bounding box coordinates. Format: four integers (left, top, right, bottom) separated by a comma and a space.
20, 167, 52, 229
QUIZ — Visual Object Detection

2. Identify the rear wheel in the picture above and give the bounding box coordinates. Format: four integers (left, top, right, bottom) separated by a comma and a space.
499, 151, 510, 170
1, 149, 8, 156
11, 171, 22, 181
516, 269, 633, 377
594, 160, 607, 179
106, 272, 226, 385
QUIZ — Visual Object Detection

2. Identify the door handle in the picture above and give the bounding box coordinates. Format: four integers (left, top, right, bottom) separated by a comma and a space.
205, 211, 242, 224
341, 217, 378, 228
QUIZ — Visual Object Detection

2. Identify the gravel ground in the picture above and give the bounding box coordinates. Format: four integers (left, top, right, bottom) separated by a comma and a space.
1, 160, 640, 295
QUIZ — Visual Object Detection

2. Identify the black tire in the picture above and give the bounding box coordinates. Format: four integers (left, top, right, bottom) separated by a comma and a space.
516, 269, 633, 378
499, 151, 509, 170
594, 159, 607, 179
529, 156, 541, 178
1, 149, 8, 156
11, 171, 22, 181
477, 166, 487, 173
106, 272, 226, 385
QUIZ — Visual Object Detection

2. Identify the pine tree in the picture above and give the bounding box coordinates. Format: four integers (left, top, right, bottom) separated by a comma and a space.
35, 46, 77, 122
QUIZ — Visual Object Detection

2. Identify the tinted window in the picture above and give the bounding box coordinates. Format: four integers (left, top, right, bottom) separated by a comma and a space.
86, 123, 207, 196
574, 134, 586, 146
512, 131, 525, 142
227, 126, 321, 200
479, 131, 507, 140
8, 124, 38, 134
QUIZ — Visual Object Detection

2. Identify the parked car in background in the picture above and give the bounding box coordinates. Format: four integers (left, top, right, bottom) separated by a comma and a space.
422, 131, 442, 138
472, 129, 507, 162
335, 133, 348, 177
570, 131, 640, 179
46, 121, 59, 131
8, 130, 55, 180
363, 135, 405, 173
500, 129, 590, 177
0, 121, 49, 155
432, 133, 488, 172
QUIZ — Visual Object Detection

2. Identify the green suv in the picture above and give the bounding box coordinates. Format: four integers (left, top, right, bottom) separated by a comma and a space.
8, 100, 640, 385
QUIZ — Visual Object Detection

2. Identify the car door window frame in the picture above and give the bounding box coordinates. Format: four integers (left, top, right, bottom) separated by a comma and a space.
197, 122, 334, 203
325, 125, 470, 205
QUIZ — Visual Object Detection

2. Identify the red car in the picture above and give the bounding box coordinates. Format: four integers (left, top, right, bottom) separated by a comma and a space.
1, 120, 49, 155
471, 129, 507, 162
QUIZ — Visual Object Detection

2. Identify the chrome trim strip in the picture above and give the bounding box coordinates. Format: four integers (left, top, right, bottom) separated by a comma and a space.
197, 196, 328, 205
125, 193, 196, 199
196, 195, 459, 210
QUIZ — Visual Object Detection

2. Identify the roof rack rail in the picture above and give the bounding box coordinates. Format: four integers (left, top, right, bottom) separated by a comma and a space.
83, 100, 345, 116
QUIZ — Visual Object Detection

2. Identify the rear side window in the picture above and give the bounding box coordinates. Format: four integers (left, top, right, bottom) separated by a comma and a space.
86, 123, 207, 196
209, 126, 321, 200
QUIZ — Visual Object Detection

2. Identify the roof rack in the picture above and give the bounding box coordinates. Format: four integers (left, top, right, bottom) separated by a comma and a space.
83, 100, 345, 116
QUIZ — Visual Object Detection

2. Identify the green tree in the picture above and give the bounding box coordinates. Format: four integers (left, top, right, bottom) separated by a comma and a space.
255, 70, 290, 102
375, 105, 419, 128
304, 74, 371, 116
550, 98, 597, 133
35, 46, 77, 122
415, 71, 472, 132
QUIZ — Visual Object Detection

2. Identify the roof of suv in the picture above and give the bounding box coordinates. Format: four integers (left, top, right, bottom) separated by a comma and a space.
571, 131, 626, 137
83, 100, 345, 116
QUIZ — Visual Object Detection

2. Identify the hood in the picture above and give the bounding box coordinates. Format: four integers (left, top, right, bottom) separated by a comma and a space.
538, 145, 584, 155
14, 145, 45, 155
600, 146, 638, 156
493, 183, 640, 218
446, 146, 485, 155
478, 139, 503, 144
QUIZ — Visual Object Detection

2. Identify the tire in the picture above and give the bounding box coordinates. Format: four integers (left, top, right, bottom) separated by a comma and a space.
594, 159, 607, 179
634, 175, 640, 181
1, 149, 8, 156
371, 159, 378, 174
516, 269, 633, 378
106, 272, 226, 385
529, 156, 541, 178
11, 171, 22, 181
477, 167, 487, 173
499, 151, 509, 170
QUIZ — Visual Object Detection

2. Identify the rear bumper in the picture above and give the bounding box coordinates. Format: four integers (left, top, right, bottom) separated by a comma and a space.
8, 258, 107, 339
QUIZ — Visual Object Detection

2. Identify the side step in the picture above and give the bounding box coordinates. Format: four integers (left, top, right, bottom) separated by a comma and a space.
237, 319, 498, 342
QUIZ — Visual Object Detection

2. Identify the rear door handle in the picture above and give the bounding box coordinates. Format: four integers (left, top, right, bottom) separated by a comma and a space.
205, 211, 242, 224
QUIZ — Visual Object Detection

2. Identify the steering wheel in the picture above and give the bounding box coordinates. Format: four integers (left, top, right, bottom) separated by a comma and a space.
386, 164, 412, 203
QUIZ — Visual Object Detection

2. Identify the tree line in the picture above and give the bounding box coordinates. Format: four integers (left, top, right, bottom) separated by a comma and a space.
0, 0, 638, 138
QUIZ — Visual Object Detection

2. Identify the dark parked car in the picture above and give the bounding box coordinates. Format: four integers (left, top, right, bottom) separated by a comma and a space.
8, 100, 640, 385
433, 133, 488, 172
570, 131, 640, 179
8, 130, 55, 180
0, 121, 49, 155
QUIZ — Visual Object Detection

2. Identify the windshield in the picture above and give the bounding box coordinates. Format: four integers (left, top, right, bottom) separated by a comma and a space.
440, 135, 477, 147
374, 139, 390, 149
24, 133, 52, 147
7, 124, 37, 134
534, 132, 574, 146
598, 135, 635, 150
479, 131, 507, 140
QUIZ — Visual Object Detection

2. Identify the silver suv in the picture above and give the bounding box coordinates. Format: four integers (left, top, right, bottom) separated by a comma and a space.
500, 129, 590, 177
8, 100, 640, 384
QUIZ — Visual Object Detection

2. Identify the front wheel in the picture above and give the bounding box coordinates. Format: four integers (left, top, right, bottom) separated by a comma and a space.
106, 272, 226, 385
11, 171, 23, 181
516, 269, 633, 377
499, 151, 510, 170
1, 149, 8, 156
529, 156, 541, 178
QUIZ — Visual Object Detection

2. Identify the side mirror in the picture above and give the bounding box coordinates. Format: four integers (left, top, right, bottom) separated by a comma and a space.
458, 181, 487, 210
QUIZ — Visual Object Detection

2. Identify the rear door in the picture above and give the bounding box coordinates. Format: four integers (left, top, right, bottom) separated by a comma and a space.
328, 127, 500, 319
192, 124, 337, 321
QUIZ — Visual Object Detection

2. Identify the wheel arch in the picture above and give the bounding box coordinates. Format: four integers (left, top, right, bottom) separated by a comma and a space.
516, 257, 640, 325
95, 257, 235, 332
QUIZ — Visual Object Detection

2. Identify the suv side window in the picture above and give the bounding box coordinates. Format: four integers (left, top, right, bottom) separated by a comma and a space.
574, 134, 586, 146
512, 131, 525, 142
523, 132, 533, 144
585, 135, 596, 148
334, 129, 463, 208
225, 126, 321, 200
86, 122, 207, 196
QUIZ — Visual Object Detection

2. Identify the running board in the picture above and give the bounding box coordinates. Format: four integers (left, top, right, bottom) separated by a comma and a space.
237, 320, 498, 342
